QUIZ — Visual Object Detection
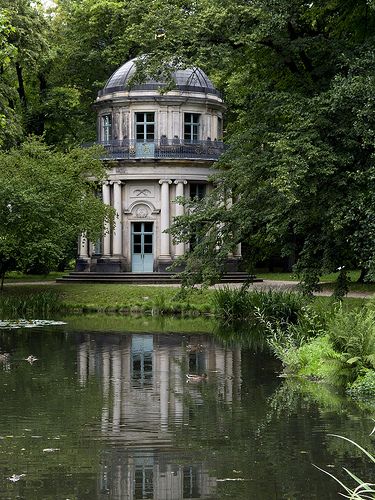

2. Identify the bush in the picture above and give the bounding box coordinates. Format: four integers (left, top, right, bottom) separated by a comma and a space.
267, 317, 328, 371
347, 370, 375, 399
326, 307, 375, 384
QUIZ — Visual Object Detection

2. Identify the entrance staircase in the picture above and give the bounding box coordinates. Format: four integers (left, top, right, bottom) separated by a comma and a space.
56, 272, 261, 285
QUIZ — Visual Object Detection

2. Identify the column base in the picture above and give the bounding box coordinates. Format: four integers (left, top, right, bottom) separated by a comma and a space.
91, 257, 127, 273
75, 258, 90, 272
225, 257, 242, 272
156, 258, 174, 272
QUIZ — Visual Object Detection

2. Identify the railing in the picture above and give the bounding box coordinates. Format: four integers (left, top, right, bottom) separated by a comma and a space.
83, 139, 225, 161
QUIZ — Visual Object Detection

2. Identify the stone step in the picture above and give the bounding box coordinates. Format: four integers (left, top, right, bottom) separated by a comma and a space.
56, 272, 261, 284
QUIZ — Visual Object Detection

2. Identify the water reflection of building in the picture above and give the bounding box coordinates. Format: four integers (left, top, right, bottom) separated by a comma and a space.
77, 332, 242, 499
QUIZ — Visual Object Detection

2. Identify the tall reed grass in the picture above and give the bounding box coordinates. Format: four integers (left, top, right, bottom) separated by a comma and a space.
0, 291, 62, 317
213, 286, 308, 325
316, 434, 375, 499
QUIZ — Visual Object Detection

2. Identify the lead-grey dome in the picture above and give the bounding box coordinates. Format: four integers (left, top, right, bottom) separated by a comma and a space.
98, 58, 220, 97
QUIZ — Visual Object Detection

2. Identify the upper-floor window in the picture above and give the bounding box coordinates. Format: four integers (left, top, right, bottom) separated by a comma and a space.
102, 114, 112, 143
218, 116, 223, 140
190, 183, 206, 200
135, 112, 155, 142
184, 113, 200, 143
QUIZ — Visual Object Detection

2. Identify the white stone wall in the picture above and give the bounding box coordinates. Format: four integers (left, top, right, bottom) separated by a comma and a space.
78, 84, 233, 272
97, 92, 224, 143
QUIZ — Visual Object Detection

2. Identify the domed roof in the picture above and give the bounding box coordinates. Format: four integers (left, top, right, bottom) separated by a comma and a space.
99, 58, 220, 97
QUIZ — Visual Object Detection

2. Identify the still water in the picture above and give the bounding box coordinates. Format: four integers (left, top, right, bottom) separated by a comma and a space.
0, 316, 373, 499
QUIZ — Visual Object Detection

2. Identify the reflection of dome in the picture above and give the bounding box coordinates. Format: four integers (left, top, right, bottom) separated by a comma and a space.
100, 57, 220, 96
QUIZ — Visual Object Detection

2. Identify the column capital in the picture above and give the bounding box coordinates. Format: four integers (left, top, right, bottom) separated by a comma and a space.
102, 180, 110, 186
174, 179, 187, 185
159, 179, 172, 185
109, 180, 123, 186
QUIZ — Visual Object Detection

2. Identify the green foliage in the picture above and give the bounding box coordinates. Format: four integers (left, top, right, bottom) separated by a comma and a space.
0, 290, 62, 317
316, 434, 375, 500
0, 137, 113, 285
213, 286, 308, 325
326, 307, 375, 384
347, 370, 375, 400
268, 300, 375, 390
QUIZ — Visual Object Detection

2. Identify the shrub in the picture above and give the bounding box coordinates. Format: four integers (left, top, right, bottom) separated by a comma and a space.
326, 307, 375, 384
347, 370, 375, 399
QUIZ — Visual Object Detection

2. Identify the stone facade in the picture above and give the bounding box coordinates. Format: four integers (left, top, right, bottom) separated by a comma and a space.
77, 58, 241, 272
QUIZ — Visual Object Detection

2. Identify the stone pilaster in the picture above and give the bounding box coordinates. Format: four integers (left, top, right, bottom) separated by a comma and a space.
174, 180, 187, 257
159, 179, 172, 264
102, 181, 111, 256
112, 181, 123, 256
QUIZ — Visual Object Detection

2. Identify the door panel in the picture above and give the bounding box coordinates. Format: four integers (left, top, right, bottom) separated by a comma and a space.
131, 222, 154, 272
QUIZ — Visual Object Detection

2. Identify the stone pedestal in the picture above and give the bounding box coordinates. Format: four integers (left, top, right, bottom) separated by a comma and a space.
225, 257, 241, 272
92, 258, 124, 273
75, 258, 90, 272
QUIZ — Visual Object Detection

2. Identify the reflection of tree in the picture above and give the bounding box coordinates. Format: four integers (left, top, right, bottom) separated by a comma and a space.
0, 329, 103, 499
265, 379, 375, 493
211, 322, 269, 353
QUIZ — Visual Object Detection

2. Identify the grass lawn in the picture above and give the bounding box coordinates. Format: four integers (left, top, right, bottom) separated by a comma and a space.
0, 283, 215, 315
4, 271, 68, 282
255, 269, 361, 282
256, 270, 375, 293
0, 282, 369, 316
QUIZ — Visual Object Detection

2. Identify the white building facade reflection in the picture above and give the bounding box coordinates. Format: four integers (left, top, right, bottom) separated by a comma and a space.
77, 332, 242, 499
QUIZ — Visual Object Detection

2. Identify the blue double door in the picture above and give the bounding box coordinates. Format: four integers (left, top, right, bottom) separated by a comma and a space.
131, 222, 154, 272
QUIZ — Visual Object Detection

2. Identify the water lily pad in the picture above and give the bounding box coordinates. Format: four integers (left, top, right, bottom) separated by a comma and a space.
0, 319, 66, 329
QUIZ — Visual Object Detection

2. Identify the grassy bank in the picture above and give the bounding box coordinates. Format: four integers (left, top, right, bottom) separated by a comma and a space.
0, 283, 214, 316
0, 283, 367, 317
265, 300, 375, 399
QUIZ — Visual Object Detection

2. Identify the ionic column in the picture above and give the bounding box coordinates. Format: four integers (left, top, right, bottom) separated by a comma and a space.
234, 242, 242, 257
226, 195, 234, 257
159, 179, 172, 259
102, 181, 111, 256
112, 181, 123, 256
79, 233, 88, 258
174, 180, 187, 256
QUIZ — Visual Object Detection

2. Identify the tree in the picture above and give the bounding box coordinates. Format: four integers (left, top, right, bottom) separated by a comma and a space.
0, 136, 113, 287
3, 0, 373, 287
0, 10, 22, 147
128, 0, 375, 288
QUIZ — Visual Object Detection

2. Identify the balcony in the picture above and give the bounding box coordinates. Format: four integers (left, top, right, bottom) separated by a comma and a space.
83, 139, 225, 161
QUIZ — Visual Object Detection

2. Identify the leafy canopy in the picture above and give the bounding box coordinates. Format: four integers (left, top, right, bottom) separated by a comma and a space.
0, 137, 113, 285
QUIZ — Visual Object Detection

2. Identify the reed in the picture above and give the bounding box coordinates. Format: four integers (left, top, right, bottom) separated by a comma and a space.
0, 291, 62, 317
315, 434, 375, 499
212, 286, 308, 325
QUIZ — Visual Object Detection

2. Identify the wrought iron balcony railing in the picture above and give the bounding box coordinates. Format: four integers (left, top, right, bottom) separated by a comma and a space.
83, 139, 225, 161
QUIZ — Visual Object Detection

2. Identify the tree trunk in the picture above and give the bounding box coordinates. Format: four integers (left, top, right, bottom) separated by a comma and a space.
357, 268, 367, 283
15, 62, 27, 109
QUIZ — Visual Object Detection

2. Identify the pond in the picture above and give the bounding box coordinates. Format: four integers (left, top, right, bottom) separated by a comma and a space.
0, 315, 373, 499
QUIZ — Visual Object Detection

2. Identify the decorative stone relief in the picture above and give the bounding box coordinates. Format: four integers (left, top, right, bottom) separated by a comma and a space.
130, 185, 155, 198
134, 205, 149, 218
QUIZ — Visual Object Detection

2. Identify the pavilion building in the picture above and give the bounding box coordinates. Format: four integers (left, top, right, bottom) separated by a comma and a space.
77, 58, 241, 273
